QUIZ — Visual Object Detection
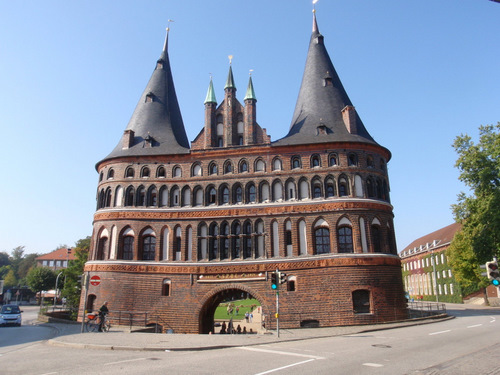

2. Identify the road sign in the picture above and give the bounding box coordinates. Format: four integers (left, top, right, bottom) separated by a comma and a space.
90, 275, 101, 286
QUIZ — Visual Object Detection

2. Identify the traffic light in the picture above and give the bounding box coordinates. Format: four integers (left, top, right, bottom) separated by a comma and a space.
279, 272, 287, 285
486, 260, 500, 286
270, 271, 278, 290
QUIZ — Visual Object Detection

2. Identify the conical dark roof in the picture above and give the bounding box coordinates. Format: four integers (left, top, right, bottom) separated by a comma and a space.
100, 30, 190, 163
275, 13, 378, 147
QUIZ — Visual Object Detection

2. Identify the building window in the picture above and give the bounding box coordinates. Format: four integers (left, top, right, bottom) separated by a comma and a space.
247, 184, 256, 203
329, 154, 338, 167
353, 290, 371, 314
107, 169, 114, 179
348, 153, 358, 166
239, 160, 248, 173
209, 224, 219, 260
338, 226, 353, 253
311, 154, 321, 167
162, 279, 171, 296
291, 156, 301, 169
243, 222, 253, 259
372, 225, 382, 253
315, 227, 331, 254
221, 186, 230, 204
173, 166, 182, 177
220, 223, 229, 260
287, 276, 296, 292
125, 167, 134, 178
339, 176, 349, 197
142, 236, 156, 261
157, 166, 166, 178
122, 236, 134, 260
232, 222, 241, 259
141, 167, 150, 178
209, 163, 218, 175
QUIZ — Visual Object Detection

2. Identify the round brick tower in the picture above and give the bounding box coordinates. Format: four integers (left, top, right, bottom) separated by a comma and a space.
81, 13, 407, 334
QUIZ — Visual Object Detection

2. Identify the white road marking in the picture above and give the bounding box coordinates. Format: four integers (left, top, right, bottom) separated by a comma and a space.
363, 363, 384, 368
236, 346, 325, 359
104, 357, 147, 366
254, 359, 316, 375
429, 330, 451, 336
467, 324, 482, 328
490, 317, 496, 323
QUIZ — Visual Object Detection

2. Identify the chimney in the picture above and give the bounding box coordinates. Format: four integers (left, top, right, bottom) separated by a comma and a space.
342, 106, 357, 135
122, 130, 135, 149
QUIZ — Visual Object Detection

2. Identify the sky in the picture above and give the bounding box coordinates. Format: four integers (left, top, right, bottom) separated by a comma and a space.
0, 1, 499, 256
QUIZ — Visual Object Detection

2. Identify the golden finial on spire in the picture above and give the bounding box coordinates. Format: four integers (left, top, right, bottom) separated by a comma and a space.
228, 55, 233, 65
167, 19, 174, 32
313, 0, 319, 13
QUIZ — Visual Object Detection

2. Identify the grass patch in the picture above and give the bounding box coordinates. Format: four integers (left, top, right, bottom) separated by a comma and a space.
214, 298, 260, 320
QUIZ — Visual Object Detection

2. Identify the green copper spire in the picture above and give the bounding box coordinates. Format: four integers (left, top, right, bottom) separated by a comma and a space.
204, 78, 217, 104
224, 65, 236, 90
244, 75, 257, 101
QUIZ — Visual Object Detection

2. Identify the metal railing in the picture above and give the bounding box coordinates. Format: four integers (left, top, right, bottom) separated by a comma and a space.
407, 301, 447, 318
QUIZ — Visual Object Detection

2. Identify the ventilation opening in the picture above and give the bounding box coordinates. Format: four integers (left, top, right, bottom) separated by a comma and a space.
300, 319, 319, 328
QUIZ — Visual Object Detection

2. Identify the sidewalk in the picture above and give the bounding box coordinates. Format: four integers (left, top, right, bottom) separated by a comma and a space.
46, 314, 453, 352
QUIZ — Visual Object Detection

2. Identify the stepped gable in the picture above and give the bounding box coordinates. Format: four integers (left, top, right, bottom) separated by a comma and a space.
100, 29, 190, 164
275, 12, 379, 147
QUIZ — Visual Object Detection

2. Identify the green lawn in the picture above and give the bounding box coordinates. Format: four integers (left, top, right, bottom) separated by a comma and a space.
214, 298, 261, 320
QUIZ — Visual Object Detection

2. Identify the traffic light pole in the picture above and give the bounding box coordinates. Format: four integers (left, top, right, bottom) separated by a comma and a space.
276, 289, 280, 338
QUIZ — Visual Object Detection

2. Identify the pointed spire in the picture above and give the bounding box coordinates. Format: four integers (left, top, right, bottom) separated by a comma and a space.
224, 56, 236, 90
204, 77, 217, 104
275, 11, 377, 147
244, 73, 256, 101
101, 26, 189, 162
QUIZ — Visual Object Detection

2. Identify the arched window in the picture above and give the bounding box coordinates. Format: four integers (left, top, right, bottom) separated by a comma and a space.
159, 186, 168, 207
329, 153, 338, 167
141, 167, 150, 178
99, 172, 104, 182
367, 177, 375, 198
171, 186, 180, 207
272, 180, 283, 201
105, 188, 112, 207
125, 186, 135, 206
193, 186, 203, 206
338, 176, 350, 197
142, 235, 156, 261
232, 222, 241, 259
207, 186, 217, 205
233, 184, 242, 204
192, 163, 202, 177
125, 167, 134, 178
272, 158, 282, 171
174, 226, 182, 260
198, 223, 208, 260
312, 178, 322, 199
338, 226, 353, 253
136, 186, 146, 206
259, 181, 270, 202
224, 161, 233, 174
286, 180, 296, 200
209, 162, 218, 175
291, 156, 301, 169
107, 169, 114, 179
299, 179, 309, 200
311, 154, 321, 168
367, 155, 374, 168
157, 166, 166, 178
325, 177, 336, 197
246, 183, 256, 203
209, 223, 219, 260
147, 186, 157, 206
372, 225, 382, 253
182, 186, 191, 206
285, 220, 293, 256
173, 166, 182, 177
114, 186, 123, 207
220, 222, 229, 260
121, 235, 134, 260
314, 227, 330, 254
221, 185, 230, 204
243, 221, 253, 259
96, 236, 108, 260
348, 153, 358, 166
239, 160, 248, 173
255, 159, 265, 172
162, 279, 171, 296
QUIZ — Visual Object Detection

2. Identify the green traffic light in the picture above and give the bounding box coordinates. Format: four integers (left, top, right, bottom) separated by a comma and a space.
271, 284, 277, 290
493, 279, 500, 286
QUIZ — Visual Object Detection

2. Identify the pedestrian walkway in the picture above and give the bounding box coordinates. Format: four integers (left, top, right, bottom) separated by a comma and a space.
46, 314, 453, 352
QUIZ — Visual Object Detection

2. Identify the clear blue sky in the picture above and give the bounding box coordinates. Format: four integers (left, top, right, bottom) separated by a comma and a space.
1, 1, 499, 255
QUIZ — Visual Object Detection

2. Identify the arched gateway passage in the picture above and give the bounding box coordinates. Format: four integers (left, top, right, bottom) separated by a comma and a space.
198, 285, 264, 334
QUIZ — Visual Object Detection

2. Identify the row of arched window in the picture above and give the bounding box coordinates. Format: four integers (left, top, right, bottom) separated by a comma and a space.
97, 174, 390, 209
98, 152, 387, 182
92, 216, 396, 262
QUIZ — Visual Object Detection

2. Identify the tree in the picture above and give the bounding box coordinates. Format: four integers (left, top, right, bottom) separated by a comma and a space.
26, 267, 57, 305
447, 123, 500, 300
0, 252, 9, 267
4, 268, 18, 288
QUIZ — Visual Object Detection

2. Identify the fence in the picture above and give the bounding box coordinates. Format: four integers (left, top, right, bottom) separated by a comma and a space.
407, 301, 447, 319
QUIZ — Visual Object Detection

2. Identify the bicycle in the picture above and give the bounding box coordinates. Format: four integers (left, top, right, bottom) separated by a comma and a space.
85, 312, 111, 332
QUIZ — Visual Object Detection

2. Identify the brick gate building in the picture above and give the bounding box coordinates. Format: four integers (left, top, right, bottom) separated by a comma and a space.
80, 12, 407, 333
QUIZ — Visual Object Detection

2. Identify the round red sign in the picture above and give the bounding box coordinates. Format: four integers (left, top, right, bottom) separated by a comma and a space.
90, 275, 101, 286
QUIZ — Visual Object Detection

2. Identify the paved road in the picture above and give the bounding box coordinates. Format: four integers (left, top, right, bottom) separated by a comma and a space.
1, 304, 499, 374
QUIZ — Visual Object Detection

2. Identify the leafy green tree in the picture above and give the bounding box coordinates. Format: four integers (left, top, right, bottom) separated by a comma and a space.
0, 252, 9, 267
447, 123, 500, 300
26, 267, 57, 305
18, 253, 39, 282
4, 268, 18, 288
61, 237, 90, 318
